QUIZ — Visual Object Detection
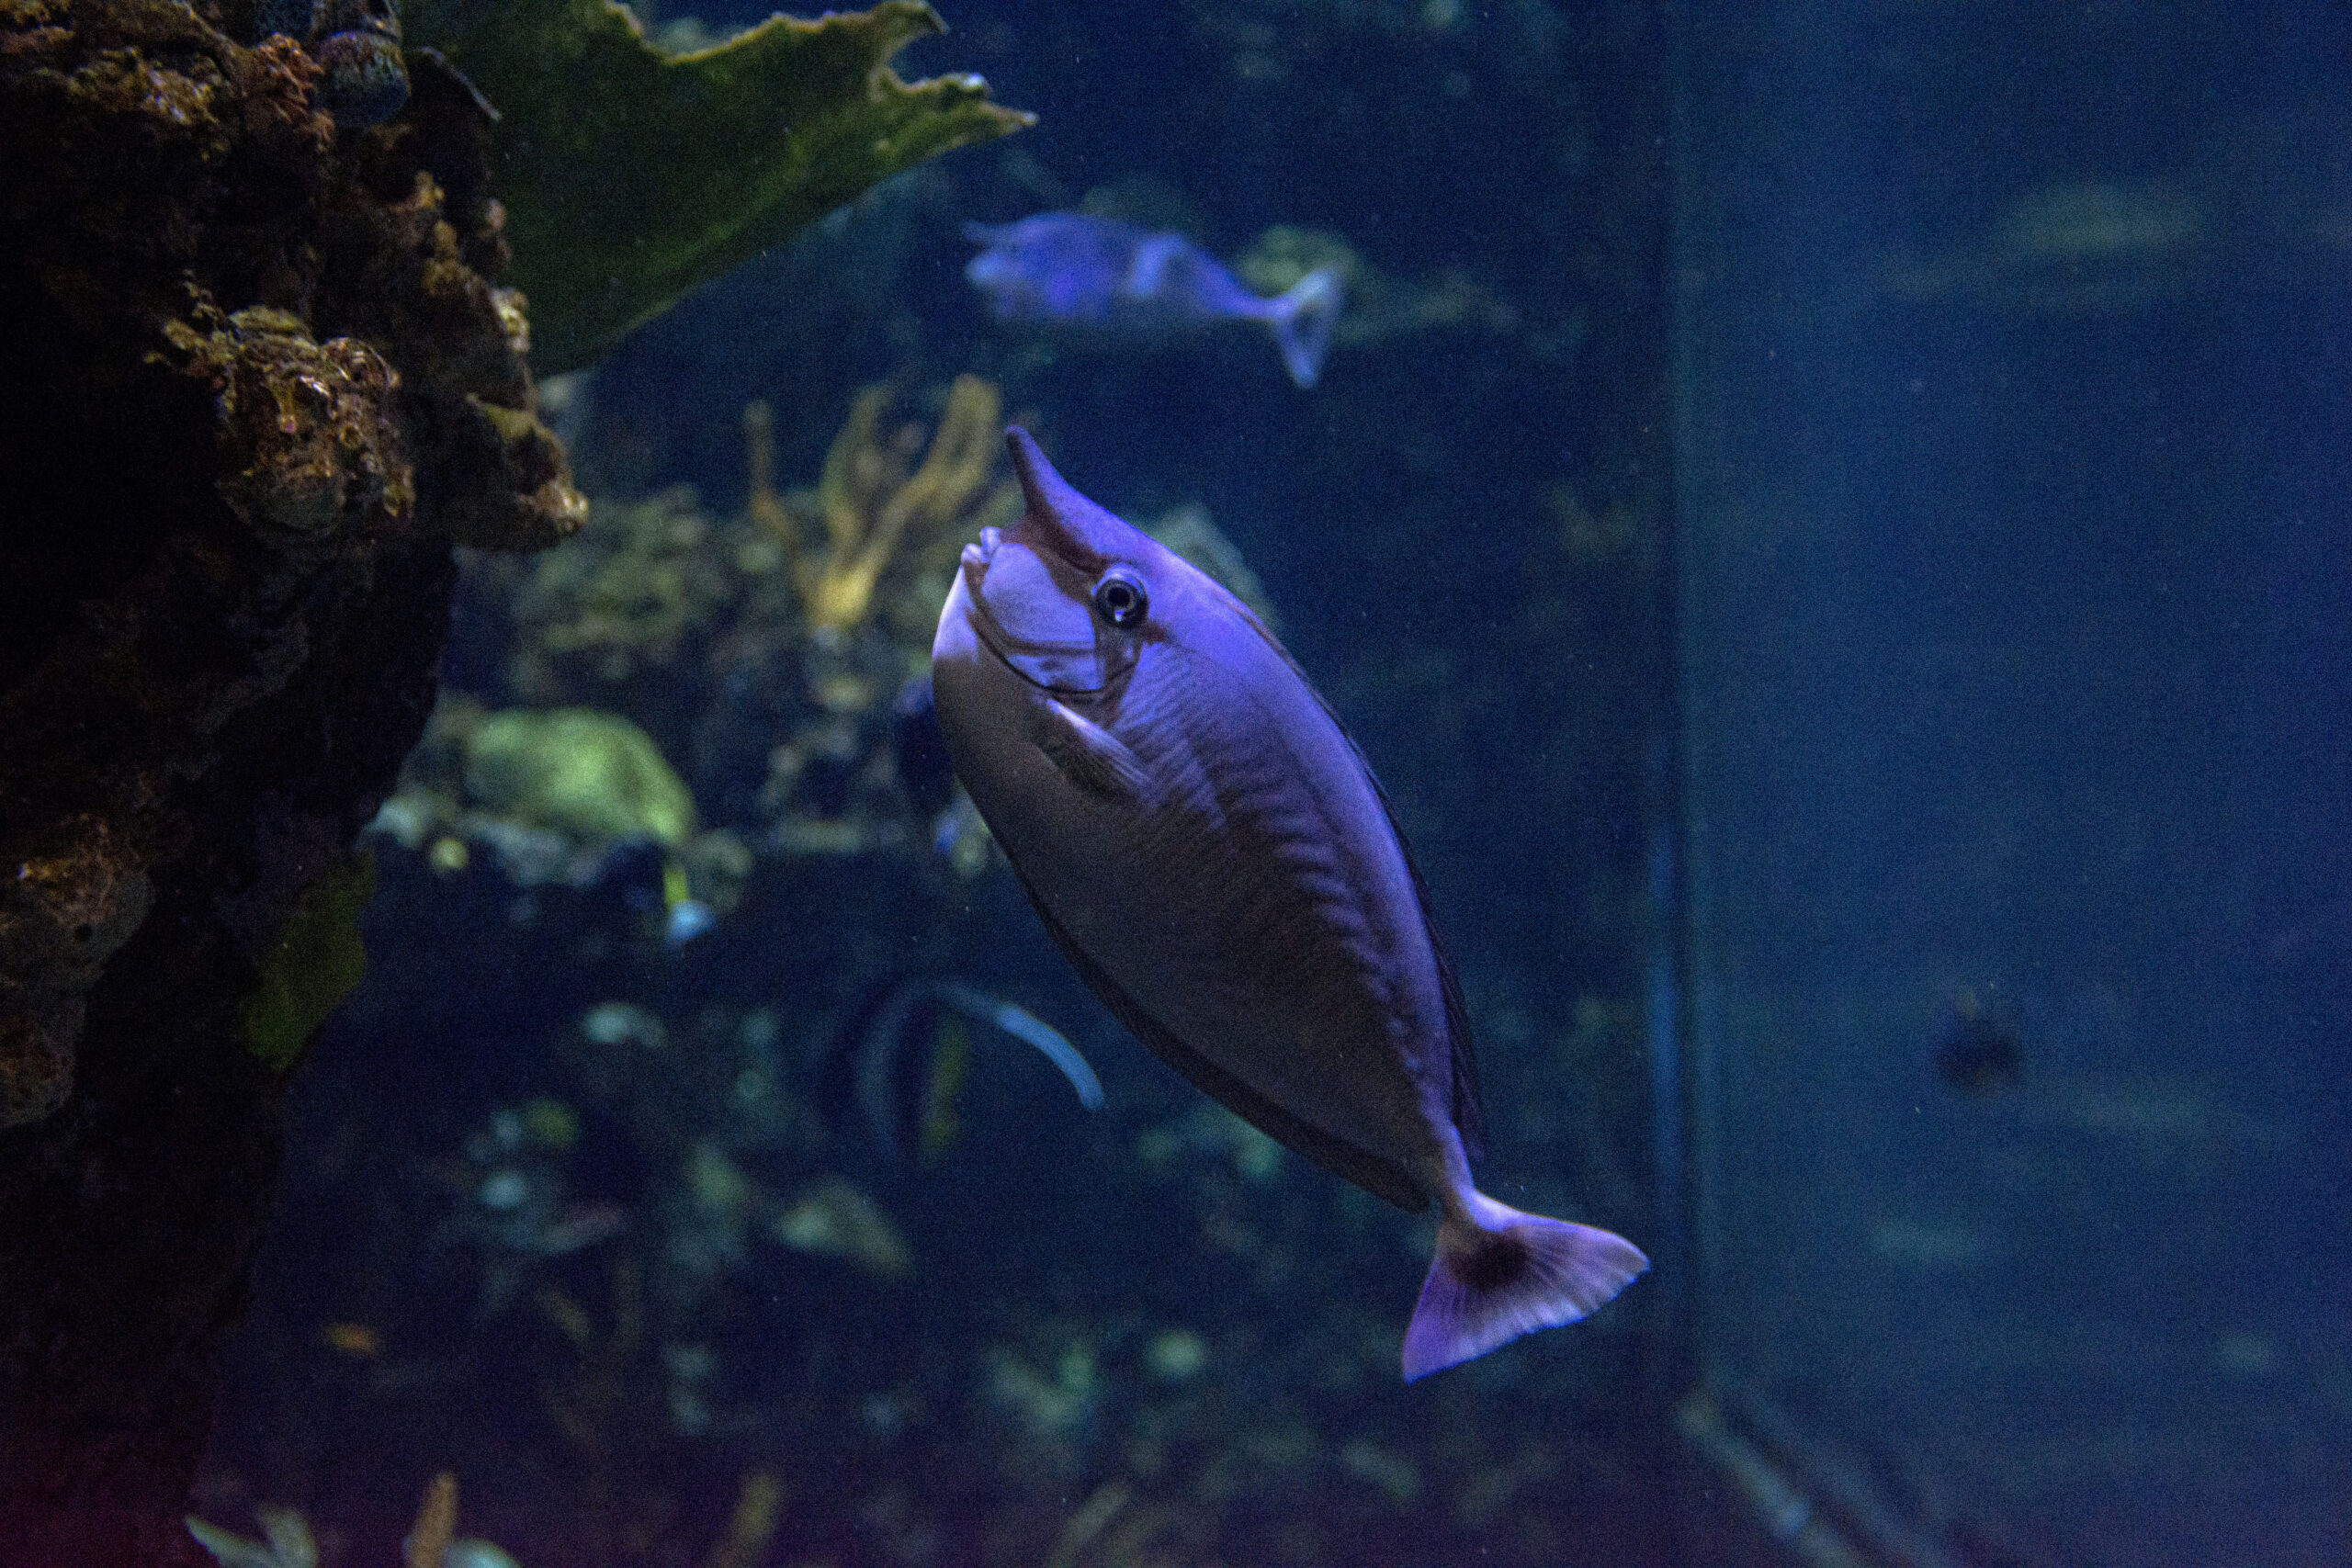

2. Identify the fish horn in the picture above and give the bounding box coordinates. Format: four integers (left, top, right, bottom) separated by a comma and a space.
1400, 1190, 1648, 1382
1003, 428, 1148, 572
1002, 425, 1067, 515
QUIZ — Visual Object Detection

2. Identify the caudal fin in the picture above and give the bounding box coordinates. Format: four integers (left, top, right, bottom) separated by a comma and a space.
1267, 267, 1343, 389
1400, 1198, 1647, 1382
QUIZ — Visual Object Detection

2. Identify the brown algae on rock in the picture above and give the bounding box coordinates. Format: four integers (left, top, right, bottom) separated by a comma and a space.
166, 305, 414, 561
0, 819, 154, 1127
403, 0, 1035, 370
238, 851, 378, 1074
0, 0, 586, 1540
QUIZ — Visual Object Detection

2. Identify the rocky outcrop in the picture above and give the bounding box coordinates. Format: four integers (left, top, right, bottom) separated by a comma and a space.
0, 0, 578, 1554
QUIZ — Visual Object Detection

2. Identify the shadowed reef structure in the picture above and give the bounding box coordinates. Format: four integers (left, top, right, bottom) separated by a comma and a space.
0, 0, 1026, 1550
0, 0, 582, 1556
0, 0, 588, 1561
0, 0, 1035, 1546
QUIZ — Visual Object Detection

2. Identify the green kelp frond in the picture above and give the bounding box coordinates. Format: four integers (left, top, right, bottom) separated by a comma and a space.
405, 0, 1034, 372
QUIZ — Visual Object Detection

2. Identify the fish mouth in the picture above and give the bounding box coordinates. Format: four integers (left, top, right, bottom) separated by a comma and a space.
956, 527, 1135, 695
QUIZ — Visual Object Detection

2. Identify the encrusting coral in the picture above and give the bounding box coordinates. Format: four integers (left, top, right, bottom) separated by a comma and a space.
504, 484, 737, 698
748, 373, 1023, 637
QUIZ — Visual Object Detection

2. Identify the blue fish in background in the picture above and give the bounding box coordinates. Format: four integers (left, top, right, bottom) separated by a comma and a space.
964, 214, 1345, 388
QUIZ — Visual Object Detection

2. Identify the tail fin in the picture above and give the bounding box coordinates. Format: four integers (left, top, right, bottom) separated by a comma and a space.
1401, 1195, 1647, 1382
1267, 267, 1343, 389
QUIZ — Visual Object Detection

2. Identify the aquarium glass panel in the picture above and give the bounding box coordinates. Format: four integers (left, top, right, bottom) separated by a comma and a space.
1673, 3, 2352, 1562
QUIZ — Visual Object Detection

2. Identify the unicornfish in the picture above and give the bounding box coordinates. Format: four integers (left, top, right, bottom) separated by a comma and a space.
963, 215, 1344, 389
930, 429, 1647, 1380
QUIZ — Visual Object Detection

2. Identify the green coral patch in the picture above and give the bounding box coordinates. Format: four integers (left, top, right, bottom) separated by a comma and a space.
240, 852, 378, 1074
404, 0, 1033, 372
463, 707, 697, 846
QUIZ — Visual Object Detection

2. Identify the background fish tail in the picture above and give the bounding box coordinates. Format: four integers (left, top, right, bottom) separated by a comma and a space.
1267, 267, 1343, 388
1399, 1198, 1648, 1382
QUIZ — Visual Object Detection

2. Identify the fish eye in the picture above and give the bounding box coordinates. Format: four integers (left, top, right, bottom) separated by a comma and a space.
1091, 569, 1148, 629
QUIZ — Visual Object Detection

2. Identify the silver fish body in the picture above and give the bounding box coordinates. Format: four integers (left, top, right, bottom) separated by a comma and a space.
932, 430, 1645, 1379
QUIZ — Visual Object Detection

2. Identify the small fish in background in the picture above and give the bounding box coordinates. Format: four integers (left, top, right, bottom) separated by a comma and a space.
817, 975, 1103, 1164
585, 838, 717, 946
1933, 989, 2024, 1096
931, 429, 1646, 1380
254, 0, 411, 127
964, 214, 1345, 388
662, 896, 717, 945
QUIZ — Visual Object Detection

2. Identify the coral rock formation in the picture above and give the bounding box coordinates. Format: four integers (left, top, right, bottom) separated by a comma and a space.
0, 0, 578, 1555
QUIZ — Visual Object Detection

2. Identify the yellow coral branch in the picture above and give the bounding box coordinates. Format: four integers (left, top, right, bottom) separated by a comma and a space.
703, 1469, 786, 1568
746, 377, 1022, 635
819, 385, 893, 557
404, 1472, 458, 1568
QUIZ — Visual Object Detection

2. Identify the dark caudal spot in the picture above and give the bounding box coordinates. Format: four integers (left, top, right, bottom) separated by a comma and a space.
1451, 1229, 1532, 1292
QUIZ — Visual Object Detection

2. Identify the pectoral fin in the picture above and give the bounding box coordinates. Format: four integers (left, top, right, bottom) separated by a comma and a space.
1032, 699, 1150, 800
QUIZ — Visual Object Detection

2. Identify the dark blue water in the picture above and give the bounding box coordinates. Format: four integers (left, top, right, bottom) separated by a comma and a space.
1676, 3, 2351, 1563
198, 2, 2348, 1563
